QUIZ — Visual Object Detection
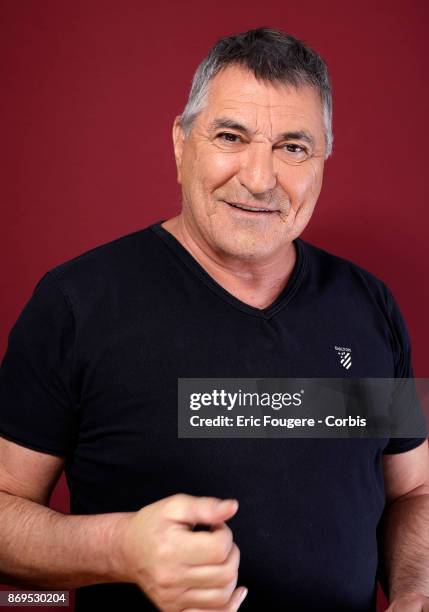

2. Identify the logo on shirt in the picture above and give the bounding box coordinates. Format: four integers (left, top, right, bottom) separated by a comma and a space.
334, 346, 352, 370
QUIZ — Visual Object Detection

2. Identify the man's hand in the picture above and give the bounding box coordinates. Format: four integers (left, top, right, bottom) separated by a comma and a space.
386, 593, 429, 611
115, 493, 247, 611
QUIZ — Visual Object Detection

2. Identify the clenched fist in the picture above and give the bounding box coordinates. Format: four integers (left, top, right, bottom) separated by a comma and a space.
116, 493, 247, 611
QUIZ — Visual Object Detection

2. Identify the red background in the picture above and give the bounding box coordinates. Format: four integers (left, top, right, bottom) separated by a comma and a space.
1, 1, 428, 610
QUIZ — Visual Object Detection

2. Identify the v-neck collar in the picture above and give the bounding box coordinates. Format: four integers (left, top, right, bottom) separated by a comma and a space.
150, 221, 307, 320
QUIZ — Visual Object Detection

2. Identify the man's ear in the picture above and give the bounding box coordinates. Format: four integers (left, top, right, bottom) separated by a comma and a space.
172, 115, 186, 184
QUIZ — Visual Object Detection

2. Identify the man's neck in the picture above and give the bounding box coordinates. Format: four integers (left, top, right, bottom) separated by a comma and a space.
161, 215, 297, 310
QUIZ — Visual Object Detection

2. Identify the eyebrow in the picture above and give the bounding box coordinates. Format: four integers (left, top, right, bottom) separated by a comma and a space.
207, 117, 315, 146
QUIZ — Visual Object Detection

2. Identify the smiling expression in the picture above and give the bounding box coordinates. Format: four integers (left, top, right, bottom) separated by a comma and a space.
173, 64, 327, 262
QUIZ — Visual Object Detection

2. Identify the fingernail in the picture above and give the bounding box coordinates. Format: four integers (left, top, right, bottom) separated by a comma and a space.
239, 587, 248, 605
218, 498, 238, 509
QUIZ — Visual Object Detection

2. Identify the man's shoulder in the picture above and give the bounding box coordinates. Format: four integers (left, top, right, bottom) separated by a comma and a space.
46, 224, 159, 283
300, 238, 393, 305
39, 224, 163, 306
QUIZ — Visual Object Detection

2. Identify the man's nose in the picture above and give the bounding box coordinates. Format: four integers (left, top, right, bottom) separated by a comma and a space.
237, 143, 277, 195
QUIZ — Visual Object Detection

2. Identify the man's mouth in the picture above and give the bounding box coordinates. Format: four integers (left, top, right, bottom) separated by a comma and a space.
224, 201, 278, 214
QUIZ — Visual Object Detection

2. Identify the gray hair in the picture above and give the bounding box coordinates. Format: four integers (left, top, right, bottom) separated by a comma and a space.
180, 27, 333, 159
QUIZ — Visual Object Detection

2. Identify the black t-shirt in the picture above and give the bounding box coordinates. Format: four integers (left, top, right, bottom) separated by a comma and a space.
1, 222, 427, 611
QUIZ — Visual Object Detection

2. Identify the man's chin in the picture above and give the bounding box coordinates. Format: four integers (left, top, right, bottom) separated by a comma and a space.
203, 211, 294, 261
210, 231, 283, 262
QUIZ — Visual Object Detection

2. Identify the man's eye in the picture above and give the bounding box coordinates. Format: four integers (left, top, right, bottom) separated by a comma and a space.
217, 132, 241, 143
283, 143, 306, 154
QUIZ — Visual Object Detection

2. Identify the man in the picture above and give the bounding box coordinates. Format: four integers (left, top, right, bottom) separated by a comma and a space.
0, 27, 428, 612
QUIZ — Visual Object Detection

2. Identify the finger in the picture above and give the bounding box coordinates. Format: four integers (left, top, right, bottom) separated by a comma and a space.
181, 586, 248, 612
229, 586, 248, 611
175, 543, 240, 589
175, 524, 234, 565
177, 579, 238, 610
166, 494, 239, 526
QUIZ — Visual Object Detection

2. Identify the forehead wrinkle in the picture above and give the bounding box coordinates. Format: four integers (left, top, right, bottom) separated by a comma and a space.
254, 110, 274, 141
208, 103, 282, 142
207, 68, 323, 124
204, 83, 322, 146
207, 107, 315, 145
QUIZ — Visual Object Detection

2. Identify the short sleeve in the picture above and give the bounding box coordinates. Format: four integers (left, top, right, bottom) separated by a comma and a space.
382, 286, 428, 455
0, 271, 78, 457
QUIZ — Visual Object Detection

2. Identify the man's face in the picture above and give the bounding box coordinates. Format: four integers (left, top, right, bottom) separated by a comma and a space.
173, 64, 327, 261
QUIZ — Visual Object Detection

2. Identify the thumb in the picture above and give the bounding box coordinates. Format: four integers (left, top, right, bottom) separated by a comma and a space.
169, 494, 239, 525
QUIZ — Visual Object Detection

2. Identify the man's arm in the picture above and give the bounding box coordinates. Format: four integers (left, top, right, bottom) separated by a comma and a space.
0, 436, 129, 588
0, 491, 130, 589
0, 436, 247, 610
379, 439, 429, 607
